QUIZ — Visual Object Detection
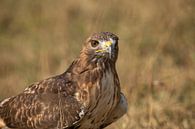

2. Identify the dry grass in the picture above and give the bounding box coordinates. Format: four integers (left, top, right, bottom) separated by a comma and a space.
0, 0, 194, 129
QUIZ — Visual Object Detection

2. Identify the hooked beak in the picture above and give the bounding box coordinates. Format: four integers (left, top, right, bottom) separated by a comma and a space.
95, 41, 113, 54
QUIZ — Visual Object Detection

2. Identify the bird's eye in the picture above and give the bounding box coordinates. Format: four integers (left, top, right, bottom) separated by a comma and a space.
90, 40, 99, 48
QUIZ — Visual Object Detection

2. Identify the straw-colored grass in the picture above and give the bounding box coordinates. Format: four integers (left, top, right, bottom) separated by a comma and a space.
0, 0, 194, 129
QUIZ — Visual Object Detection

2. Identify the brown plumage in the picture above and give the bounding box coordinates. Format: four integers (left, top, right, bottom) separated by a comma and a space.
0, 32, 127, 129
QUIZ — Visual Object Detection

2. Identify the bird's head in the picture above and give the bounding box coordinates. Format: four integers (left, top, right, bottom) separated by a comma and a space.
81, 32, 119, 63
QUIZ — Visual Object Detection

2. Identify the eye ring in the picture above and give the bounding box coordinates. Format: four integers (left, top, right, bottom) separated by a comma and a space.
90, 40, 99, 48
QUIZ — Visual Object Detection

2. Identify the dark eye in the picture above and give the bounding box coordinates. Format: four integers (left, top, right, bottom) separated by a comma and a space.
90, 40, 99, 48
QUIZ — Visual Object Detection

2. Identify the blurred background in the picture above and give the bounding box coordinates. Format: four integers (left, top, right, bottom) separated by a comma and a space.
0, 0, 194, 129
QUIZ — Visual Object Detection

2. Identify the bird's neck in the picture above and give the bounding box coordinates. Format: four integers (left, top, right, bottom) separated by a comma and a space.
68, 53, 116, 75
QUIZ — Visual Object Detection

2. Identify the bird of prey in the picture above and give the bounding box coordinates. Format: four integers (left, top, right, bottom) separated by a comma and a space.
0, 32, 127, 129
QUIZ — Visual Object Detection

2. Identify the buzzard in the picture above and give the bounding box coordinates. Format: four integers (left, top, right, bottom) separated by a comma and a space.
0, 32, 127, 129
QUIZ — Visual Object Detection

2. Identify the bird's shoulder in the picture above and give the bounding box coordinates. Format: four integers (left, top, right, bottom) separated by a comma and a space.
23, 72, 77, 96
0, 72, 87, 128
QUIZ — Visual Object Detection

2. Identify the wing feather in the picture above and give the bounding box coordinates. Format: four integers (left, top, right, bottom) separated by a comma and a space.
0, 73, 86, 129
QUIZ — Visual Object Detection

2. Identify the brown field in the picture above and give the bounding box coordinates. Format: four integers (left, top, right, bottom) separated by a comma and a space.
0, 0, 194, 129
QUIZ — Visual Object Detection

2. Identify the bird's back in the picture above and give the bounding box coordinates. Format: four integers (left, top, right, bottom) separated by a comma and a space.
0, 73, 86, 129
